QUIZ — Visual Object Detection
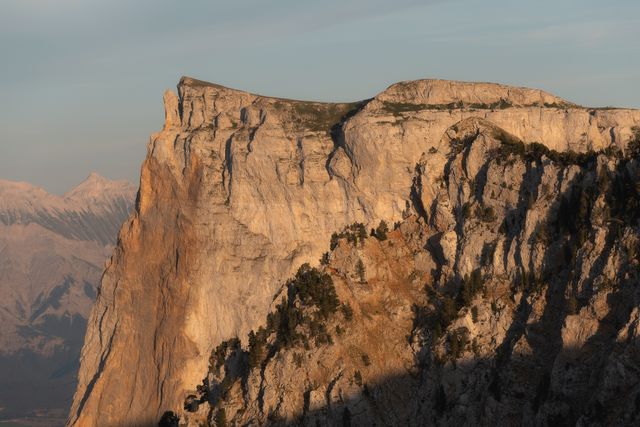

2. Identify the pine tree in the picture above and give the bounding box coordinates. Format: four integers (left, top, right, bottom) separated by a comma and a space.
215, 408, 227, 427
375, 220, 389, 241
356, 223, 367, 246
248, 328, 266, 369
355, 259, 366, 283
158, 411, 180, 427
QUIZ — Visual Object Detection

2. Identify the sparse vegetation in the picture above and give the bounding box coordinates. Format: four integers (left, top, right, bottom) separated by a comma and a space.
320, 252, 330, 265
284, 101, 364, 133
449, 327, 470, 359
627, 126, 640, 157
481, 242, 496, 266
214, 408, 227, 427
341, 303, 354, 321
533, 221, 551, 245
471, 338, 480, 356
243, 263, 340, 367
293, 352, 305, 368
382, 98, 516, 116
543, 102, 569, 109
382, 101, 463, 116
491, 301, 500, 315
471, 306, 479, 323
495, 131, 604, 167
331, 223, 368, 250
411, 269, 486, 357
440, 296, 458, 329
469, 98, 514, 110
459, 270, 484, 307
183, 394, 200, 412
288, 263, 339, 319
475, 205, 496, 223
199, 262, 343, 417
566, 295, 579, 315
460, 202, 472, 220
209, 337, 241, 373
355, 259, 366, 283
247, 328, 267, 370
353, 370, 363, 386
361, 353, 371, 366
372, 220, 389, 241
158, 411, 180, 427
552, 180, 596, 250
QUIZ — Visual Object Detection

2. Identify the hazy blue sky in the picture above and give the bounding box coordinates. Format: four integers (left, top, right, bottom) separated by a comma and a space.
1, 0, 639, 193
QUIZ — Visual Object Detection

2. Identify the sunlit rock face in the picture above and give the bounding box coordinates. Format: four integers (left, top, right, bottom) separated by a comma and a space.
68, 77, 640, 426
0, 174, 135, 424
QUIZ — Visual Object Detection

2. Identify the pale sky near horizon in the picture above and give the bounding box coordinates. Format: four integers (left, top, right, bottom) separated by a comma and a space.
1, 0, 639, 193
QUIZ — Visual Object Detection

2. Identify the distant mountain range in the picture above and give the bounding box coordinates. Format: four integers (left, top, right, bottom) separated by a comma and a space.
0, 173, 136, 426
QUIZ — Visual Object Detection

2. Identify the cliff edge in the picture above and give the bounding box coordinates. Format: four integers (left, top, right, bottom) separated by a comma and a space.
68, 78, 640, 426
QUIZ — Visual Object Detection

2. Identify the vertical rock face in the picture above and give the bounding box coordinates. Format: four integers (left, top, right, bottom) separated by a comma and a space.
69, 77, 640, 426
0, 174, 135, 424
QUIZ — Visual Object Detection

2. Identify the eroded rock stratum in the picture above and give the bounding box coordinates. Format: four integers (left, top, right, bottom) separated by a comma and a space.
68, 78, 640, 426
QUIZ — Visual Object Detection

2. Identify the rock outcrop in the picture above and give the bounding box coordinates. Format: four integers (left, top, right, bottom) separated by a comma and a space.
0, 174, 135, 425
181, 118, 640, 426
68, 77, 640, 426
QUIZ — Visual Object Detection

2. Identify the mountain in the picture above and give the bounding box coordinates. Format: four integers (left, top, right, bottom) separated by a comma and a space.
68, 77, 640, 426
0, 174, 136, 426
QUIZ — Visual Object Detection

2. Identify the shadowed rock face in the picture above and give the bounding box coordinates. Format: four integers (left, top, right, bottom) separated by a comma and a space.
0, 174, 135, 425
68, 77, 640, 426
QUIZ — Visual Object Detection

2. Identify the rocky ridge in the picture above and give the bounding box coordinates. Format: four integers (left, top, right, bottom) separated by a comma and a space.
68, 77, 640, 426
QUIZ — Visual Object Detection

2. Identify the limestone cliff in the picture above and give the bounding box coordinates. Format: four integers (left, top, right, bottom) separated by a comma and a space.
68, 78, 640, 426
181, 120, 640, 426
